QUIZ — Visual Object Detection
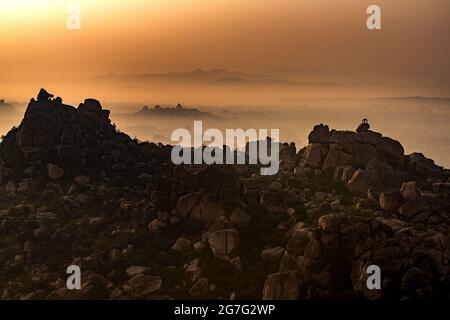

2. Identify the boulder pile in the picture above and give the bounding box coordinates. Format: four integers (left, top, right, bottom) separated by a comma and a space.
0, 91, 448, 300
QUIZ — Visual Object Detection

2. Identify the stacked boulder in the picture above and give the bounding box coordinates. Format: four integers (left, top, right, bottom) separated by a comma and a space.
0, 89, 172, 184
379, 181, 423, 218
267, 213, 449, 300
298, 122, 449, 219
14, 89, 113, 161
300, 123, 403, 193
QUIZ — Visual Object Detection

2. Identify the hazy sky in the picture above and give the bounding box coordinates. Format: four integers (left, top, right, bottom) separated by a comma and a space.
0, 0, 449, 97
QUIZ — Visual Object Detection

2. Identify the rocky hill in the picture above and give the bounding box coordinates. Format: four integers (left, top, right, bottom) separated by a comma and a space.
133, 104, 218, 119
0, 90, 448, 300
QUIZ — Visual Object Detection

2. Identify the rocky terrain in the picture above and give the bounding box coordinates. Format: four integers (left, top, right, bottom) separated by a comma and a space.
0, 90, 448, 300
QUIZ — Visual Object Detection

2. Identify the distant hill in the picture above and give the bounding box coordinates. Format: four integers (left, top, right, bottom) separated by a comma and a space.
208, 77, 338, 87
94, 69, 273, 84
94, 69, 341, 89
131, 104, 219, 119
375, 96, 450, 104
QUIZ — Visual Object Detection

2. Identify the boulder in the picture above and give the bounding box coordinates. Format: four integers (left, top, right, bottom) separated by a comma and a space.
260, 190, 288, 214
352, 142, 378, 167
189, 278, 209, 297
122, 274, 162, 298
304, 143, 325, 164
47, 164, 64, 180
354, 130, 382, 145
261, 246, 286, 262
400, 181, 420, 201
176, 192, 203, 218
399, 200, 422, 218
172, 237, 192, 252
126, 265, 149, 277
365, 158, 396, 191
207, 228, 239, 258
408, 153, 442, 177
379, 191, 401, 211
308, 124, 330, 144
37, 88, 54, 101
148, 219, 167, 234
318, 213, 345, 232
347, 169, 370, 197
75, 175, 90, 186
322, 145, 352, 172
398, 182, 422, 218
376, 137, 404, 166
5, 180, 16, 195
190, 194, 225, 224
193, 166, 242, 207
329, 130, 355, 153
229, 208, 251, 226
286, 229, 313, 256
262, 272, 299, 300
185, 263, 202, 283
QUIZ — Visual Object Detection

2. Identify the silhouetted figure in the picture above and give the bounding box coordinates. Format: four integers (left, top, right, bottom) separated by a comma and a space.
37, 88, 54, 102
356, 118, 370, 133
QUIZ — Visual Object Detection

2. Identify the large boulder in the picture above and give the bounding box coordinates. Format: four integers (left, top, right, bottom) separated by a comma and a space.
304, 143, 326, 164
376, 137, 404, 166
190, 194, 225, 224
329, 130, 355, 153
318, 213, 345, 233
47, 163, 64, 180
122, 274, 162, 298
365, 158, 396, 191
347, 169, 370, 197
193, 166, 243, 207
399, 181, 422, 218
379, 191, 401, 211
176, 192, 204, 218
260, 190, 288, 214
354, 130, 382, 145
207, 228, 239, 258
407, 153, 442, 177
352, 143, 378, 168
262, 272, 299, 300
400, 181, 420, 201
322, 145, 352, 172
308, 124, 330, 144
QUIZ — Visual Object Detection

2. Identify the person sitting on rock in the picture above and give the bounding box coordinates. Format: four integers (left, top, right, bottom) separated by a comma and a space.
356, 118, 370, 133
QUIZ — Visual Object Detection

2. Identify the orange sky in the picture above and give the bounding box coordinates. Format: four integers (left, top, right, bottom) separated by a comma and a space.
0, 0, 449, 100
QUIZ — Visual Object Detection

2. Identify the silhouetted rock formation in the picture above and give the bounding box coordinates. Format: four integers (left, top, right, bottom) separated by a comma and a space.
134, 103, 218, 119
